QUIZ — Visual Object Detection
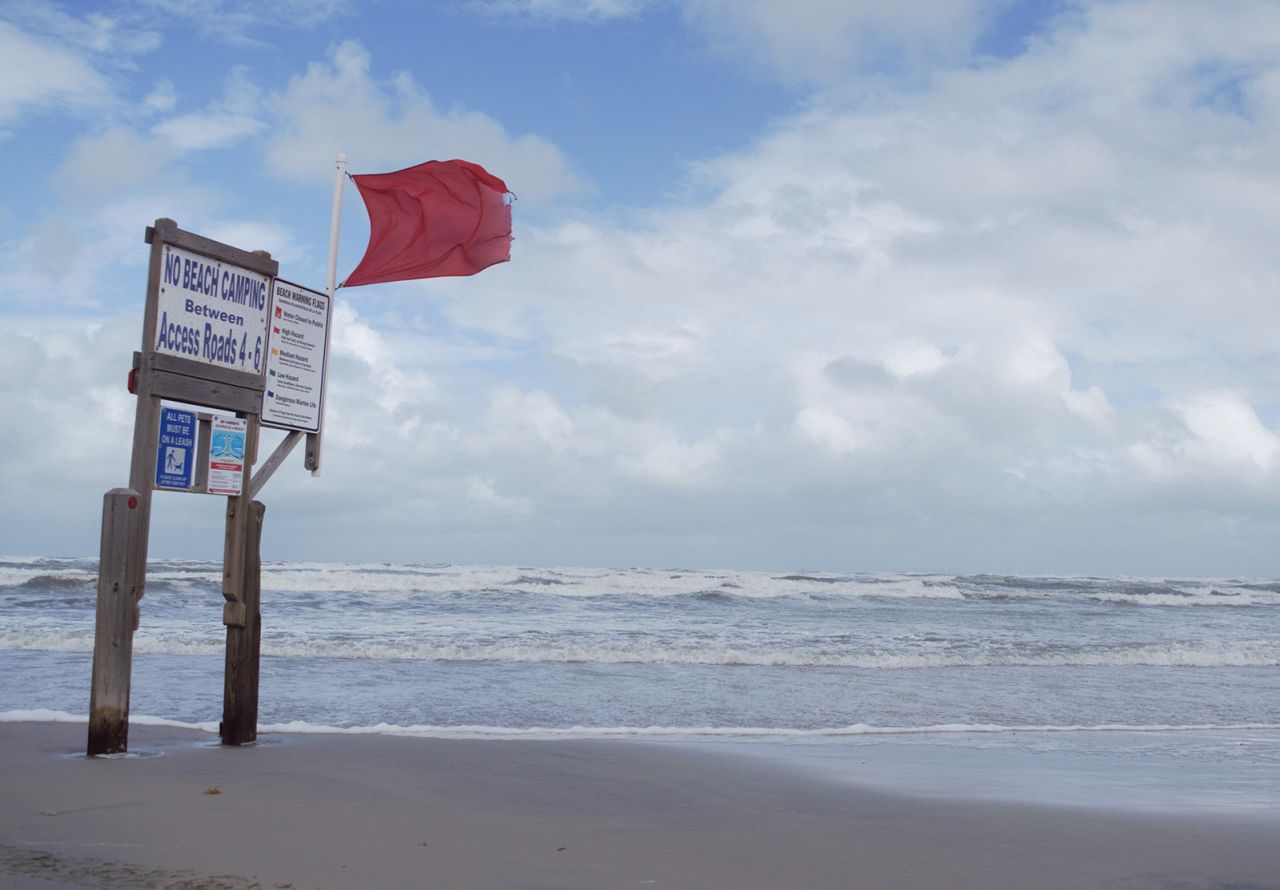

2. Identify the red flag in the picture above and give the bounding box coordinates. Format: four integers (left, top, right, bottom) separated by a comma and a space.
343, 159, 512, 287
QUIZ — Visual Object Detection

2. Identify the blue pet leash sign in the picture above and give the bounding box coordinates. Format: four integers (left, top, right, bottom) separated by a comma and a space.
155, 407, 197, 490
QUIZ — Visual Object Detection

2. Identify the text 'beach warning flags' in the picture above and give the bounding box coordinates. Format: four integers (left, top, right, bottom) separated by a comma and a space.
343, 159, 513, 287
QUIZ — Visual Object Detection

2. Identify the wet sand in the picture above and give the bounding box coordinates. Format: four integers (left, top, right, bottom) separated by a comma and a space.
2, 721, 1278, 889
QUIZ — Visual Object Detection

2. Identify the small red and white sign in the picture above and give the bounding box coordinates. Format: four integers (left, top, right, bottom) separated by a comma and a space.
208, 416, 248, 496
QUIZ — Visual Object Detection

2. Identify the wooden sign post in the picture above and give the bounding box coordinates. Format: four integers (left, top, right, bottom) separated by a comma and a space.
88, 218, 328, 755
87, 488, 143, 753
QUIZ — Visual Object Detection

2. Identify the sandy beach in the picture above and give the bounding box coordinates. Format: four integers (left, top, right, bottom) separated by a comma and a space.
2, 722, 1278, 889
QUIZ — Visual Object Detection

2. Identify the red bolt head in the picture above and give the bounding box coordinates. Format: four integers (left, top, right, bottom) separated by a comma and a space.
127, 496, 138, 509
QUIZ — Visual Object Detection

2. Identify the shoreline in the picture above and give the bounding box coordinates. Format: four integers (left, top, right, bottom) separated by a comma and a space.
4, 722, 1279, 889
10, 708, 1280, 818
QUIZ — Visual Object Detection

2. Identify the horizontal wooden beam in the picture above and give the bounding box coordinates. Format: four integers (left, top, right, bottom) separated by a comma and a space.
148, 369, 262, 415
133, 351, 264, 415
145, 351, 264, 392
145, 218, 279, 278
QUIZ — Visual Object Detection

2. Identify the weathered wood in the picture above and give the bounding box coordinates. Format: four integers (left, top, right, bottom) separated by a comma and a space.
221, 495, 247, 627
305, 431, 321, 473
245, 412, 260, 467
249, 430, 303, 499
138, 351, 265, 416
147, 218, 279, 278
222, 500, 265, 746
220, 414, 259, 626
88, 489, 142, 756
92, 219, 285, 756
221, 406, 265, 741
193, 414, 212, 493
125, 379, 160, 603
86, 223, 165, 754
125, 227, 169, 621
146, 351, 266, 392
147, 366, 264, 415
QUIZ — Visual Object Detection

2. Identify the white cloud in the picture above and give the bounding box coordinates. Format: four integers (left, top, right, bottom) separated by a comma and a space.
8, 114, 289, 313
0, 20, 113, 132
2, 3, 161, 56
143, 79, 177, 113
681, 0, 992, 84
622, 433, 723, 489
58, 126, 170, 196
7, 59, 287, 311
150, 65, 263, 151
1175, 393, 1279, 472
53, 65, 266, 198
152, 111, 264, 152
408, 0, 1280, 559
466, 476, 535, 514
132, 0, 348, 44
261, 41, 584, 202
201, 220, 306, 268
484, 387, 574, 450
334, 303, 442, 416
0, 314, 139, 539
473, 0, 650, 21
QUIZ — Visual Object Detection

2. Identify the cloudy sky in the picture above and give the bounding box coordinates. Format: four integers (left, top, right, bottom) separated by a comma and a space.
2, 0, 1279, 576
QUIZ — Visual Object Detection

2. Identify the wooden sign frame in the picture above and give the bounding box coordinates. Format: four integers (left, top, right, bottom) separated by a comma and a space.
89, 219, 285, 755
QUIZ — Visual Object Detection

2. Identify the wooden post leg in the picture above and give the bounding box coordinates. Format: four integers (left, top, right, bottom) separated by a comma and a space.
221, 495, 248, 628
88, 488, 142, 756
221, 500, 265, 746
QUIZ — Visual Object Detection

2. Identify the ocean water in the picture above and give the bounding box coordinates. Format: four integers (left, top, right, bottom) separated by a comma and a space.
3, 556, 1280, 813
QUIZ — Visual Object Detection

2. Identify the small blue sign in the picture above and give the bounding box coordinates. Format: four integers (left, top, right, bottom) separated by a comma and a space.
156, 407, 196, 490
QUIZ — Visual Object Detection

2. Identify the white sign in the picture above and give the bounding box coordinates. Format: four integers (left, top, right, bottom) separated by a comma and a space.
154, 244, 270, 374
261, 279, 330, 433
208, 416, 248, 496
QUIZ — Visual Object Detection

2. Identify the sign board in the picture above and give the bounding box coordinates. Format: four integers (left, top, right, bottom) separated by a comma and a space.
208, 416, 248, 496
154, 243, 271, 375
155, 407, 196, 490
261, 279, 330, 433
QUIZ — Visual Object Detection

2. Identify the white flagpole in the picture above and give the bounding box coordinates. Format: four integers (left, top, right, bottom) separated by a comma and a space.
308, 152, 347, 477
327, 152, 347, 299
